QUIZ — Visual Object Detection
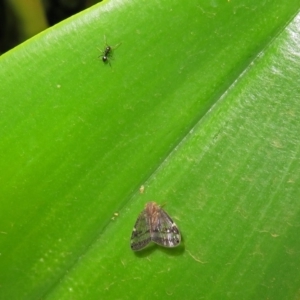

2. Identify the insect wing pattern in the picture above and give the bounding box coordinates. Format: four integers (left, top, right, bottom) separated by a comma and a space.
130, 208, 152, 251
150, 207, 181, 248
131, 202, 181, 251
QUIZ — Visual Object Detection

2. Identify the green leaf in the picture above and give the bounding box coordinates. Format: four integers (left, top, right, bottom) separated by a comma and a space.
0, 1, 300, 299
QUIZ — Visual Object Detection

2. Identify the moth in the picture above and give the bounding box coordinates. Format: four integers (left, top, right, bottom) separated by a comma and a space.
130, 202, 181, 251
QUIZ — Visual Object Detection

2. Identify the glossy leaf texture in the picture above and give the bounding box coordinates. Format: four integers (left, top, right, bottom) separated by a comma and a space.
0, 0, 300, 299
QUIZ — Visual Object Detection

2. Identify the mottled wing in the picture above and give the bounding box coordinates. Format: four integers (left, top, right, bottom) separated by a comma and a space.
151, 208, 181, 248
130, 209, 151, 251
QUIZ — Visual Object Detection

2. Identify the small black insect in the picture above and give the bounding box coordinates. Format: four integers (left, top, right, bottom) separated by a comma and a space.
101, 45, 112, 63
98, 36, 121, 66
